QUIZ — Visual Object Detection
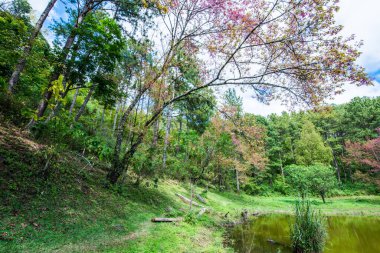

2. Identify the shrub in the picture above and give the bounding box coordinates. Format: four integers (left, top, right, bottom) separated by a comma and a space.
273, 177, 291, 195
291, 200, 327, 253
285, 164, 338, 202
243, 181, 262, 195
184, 211, 197, 224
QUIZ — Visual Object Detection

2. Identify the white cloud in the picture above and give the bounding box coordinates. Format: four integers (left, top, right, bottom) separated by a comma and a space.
328, 81, 380, 104
241, 81, 380, 116
29, 0, 59, 22
335, 0, 380, 73
28, 0, 62, 45
28, 0, 49, 13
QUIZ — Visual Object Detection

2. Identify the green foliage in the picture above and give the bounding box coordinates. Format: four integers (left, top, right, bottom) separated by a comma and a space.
184, 211, 198, 225
273, 177, 291, 195
341, 97, 380, 142
0, 11, 28, 84
0, 92, 30, 124
0, 9, 51, 99
308, 164, 338, 203
179, 89, 216, 134
0, 6, 379, 253
295, 120, 333, 166
291, 200, 327, 253
330, 182, 379, 196
242, 181, 263, 195
285, 165, 311, 198
285, 164, 337, 202
9, 0, 31, 20
31, 115, 114, 162
223, 88, 243, 116
130, 143, 157, 182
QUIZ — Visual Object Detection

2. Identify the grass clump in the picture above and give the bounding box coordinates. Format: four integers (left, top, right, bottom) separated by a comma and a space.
291, 200, 327, 253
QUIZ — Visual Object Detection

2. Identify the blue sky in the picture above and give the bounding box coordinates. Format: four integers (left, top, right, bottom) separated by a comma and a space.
28, 0, 380, 116
371, 70, 380, 82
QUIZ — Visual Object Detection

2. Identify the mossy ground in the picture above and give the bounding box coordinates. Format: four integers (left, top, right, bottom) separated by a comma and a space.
1, 124, 380, 253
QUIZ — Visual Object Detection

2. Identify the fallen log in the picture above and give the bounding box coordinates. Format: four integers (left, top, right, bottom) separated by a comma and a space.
198, 207, 208, 216
175, 193, 203, 207
151, 218, 183, 222
195, 194, 207, 204
267, 238, 285, 246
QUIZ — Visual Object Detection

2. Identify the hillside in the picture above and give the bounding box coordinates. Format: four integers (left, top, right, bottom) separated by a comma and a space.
1, 123, 380, 253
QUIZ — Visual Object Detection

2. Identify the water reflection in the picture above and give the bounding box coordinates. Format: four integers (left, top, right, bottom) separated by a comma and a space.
228, 215, 380, 253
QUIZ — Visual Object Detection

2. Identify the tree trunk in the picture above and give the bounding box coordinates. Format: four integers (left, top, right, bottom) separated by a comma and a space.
332, 151, 341, 183
175, 193, 202, 207
45, 101, 62, 123
236, 169, 240, 193
69, 87, 79, 115
108, 95, 168, 184
321, 193, 326, 203
28, 2, 93, 127
112, 103, 119, 132
74, 85, 95, 122
153, 118, 160, 146
8, 0, 58, 93
195, 194, 207, 204
151, 218, 183, 222
280, 155, 285, 181
218, 163, 222, 191
162, 105, 172, 170
100, 105, 106, 128
108, 130, 146, 184
110, 89, 148, 183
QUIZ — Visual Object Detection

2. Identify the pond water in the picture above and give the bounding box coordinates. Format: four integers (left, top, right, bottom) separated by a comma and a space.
228, 215, 380, 253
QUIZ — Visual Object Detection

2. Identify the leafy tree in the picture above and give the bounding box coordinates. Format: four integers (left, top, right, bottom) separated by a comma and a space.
264, 112, 301, 178
285, 164, 337, 202
308, 164, 337, 203
9, 0, 31, 20
28, 0, 159, 126
0, 10, 28, 89
0, 9, 51, 110
8, 0, 57, 92
285, 165, 311, 199
307, 106, 345, 183
107, 0, 370, 184
341, 97, 380, 142
344, 132, 380, 173
295, 121, 333, 166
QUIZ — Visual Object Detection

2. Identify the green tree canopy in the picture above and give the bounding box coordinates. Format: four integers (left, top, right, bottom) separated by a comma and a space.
295, 121, 333, 166
285, 164, 337, 202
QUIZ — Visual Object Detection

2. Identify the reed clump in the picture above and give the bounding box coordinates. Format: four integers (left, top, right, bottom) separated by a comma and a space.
291, 200, 327, 253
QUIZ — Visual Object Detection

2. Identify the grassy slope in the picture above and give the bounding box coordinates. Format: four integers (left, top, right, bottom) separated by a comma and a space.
1, 123, 380, 253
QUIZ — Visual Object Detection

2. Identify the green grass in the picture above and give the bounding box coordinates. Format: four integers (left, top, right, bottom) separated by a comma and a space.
0, 126, 229, 253
1, 176, 380, 253
1, 124, 380, 253
204, 190, 380, 216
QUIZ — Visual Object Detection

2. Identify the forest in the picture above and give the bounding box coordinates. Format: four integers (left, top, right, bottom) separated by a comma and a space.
0, 0, 379, 252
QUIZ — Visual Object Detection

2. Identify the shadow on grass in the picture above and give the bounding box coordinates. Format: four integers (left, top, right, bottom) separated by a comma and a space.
280, 198, 330, 206
353, 197, 380, 205
113, 183, 182, 211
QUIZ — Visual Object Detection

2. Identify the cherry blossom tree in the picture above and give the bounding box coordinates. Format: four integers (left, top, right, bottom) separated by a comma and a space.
107, 0, 371, 184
